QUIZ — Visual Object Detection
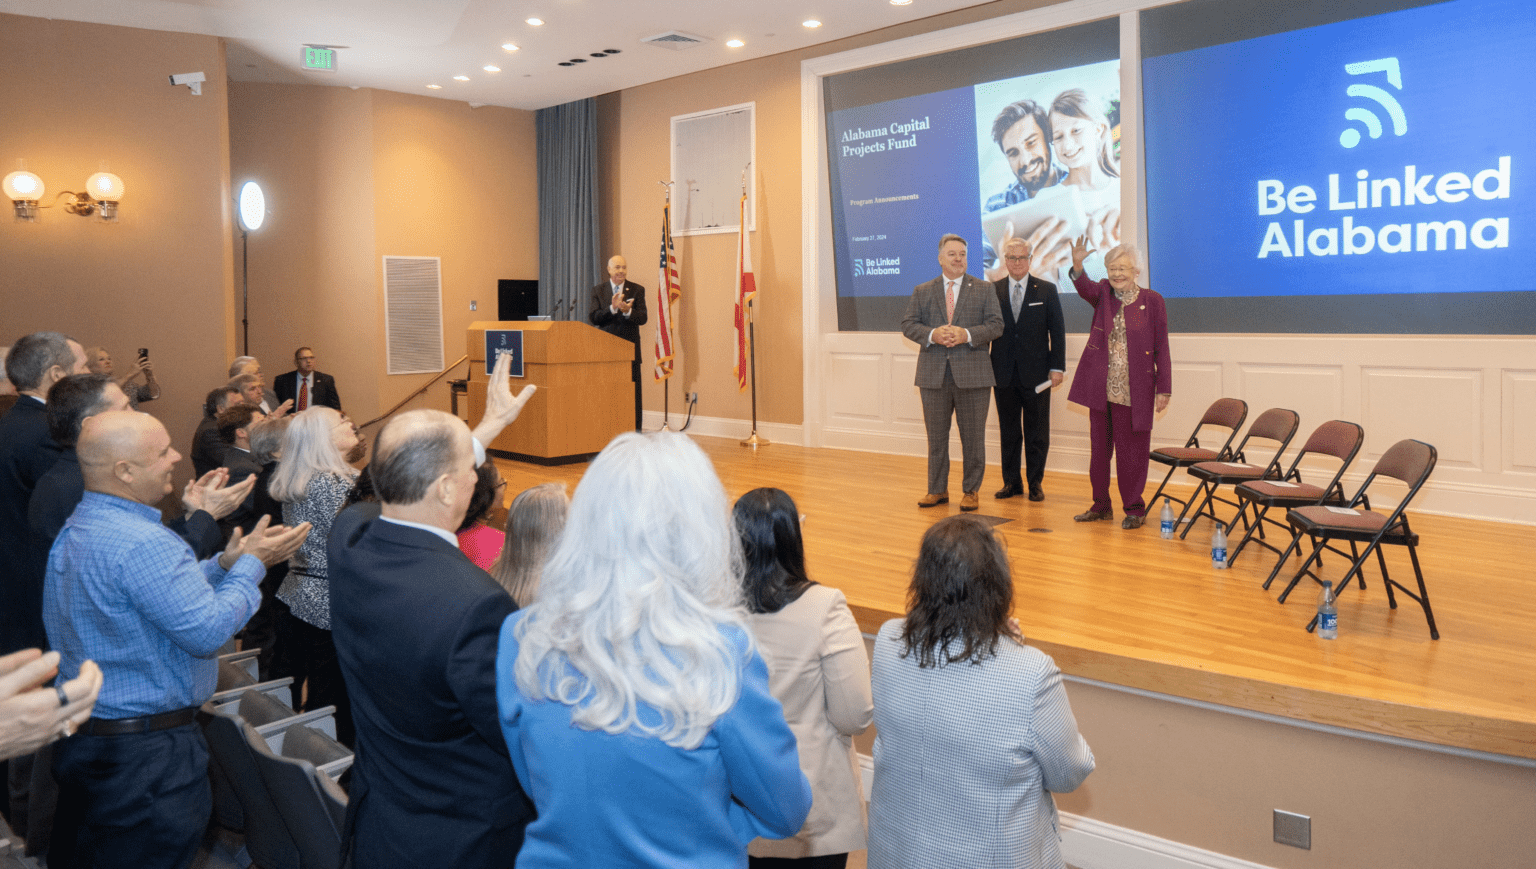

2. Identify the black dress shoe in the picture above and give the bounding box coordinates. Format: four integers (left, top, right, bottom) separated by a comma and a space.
1028, 484, 1045, 502
994, 485, 1022, 499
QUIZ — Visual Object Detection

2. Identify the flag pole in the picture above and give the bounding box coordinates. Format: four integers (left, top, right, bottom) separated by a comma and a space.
657, 181, 676, 431
738, 164, 769, 449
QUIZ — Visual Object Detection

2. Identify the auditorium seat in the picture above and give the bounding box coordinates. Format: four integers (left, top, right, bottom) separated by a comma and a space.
251, 724, 353, 869
225, 686, 340, 740
1146, 398, 1247, 514
1227, 420, 1364, 586
203, 705, 306, 869
1177, 407, 1300, 539
1281, 439, 1440, 639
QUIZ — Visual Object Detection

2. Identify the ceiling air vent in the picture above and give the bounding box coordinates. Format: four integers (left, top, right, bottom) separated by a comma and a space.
642, 31, 708, 51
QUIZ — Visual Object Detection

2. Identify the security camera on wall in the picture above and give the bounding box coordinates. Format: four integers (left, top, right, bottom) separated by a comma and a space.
169, 72, 206, 95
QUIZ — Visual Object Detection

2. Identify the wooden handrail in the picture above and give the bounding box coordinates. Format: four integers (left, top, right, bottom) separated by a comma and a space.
356, 354, 470, 430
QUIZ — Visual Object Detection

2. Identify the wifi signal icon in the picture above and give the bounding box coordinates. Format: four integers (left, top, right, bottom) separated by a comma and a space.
1339, 58, 1406, 148
853, 259, 865, 277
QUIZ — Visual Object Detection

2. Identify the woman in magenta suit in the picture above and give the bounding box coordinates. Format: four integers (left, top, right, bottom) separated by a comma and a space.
1066, 240, 1171, 529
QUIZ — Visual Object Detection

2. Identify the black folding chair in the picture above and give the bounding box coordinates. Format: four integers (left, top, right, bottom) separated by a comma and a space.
1227, 420, 1364, 586
1281, 439, 1439, 639
1146, 398, 1248, 513
1177, 408, 1300, 539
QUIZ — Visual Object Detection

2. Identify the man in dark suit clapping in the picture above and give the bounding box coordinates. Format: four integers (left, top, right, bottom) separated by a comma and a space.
901, 234, 1004, 512
589, 255, 648, 430
990, 238, 1066, 502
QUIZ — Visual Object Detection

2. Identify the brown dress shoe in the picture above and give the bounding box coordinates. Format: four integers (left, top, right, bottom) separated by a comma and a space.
960, 492, 979, 512
1121, 515, 1144, 529
1073, 508, 1113, 522
918, 492, 949, 508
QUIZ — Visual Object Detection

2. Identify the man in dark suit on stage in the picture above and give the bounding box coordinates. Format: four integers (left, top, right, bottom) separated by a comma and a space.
274, 347, 342, 412
588, 254, 648, 430
901, 234, 1005, 512
990, 238, 1066, 502
329, 351, 535, 869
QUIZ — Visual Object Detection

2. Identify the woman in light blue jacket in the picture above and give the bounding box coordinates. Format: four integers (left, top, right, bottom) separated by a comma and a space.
869, 515, 1095, 869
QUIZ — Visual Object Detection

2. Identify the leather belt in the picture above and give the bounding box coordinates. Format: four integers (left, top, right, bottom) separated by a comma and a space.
78, 706, 198, 737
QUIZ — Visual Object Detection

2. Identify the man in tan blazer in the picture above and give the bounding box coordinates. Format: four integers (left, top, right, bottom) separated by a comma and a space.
901, 234, 1005, 511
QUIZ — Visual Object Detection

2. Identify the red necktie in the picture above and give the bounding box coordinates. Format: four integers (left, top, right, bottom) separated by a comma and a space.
298, 377, 309, 411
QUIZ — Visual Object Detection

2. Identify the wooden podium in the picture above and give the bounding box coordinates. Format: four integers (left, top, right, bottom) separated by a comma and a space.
466, 321, 633, 464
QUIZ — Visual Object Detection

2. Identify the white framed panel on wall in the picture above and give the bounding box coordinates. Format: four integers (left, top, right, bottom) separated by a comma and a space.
670, 102, 755, 236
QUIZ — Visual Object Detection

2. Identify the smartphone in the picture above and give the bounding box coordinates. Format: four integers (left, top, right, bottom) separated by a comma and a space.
138, 348, 149, 360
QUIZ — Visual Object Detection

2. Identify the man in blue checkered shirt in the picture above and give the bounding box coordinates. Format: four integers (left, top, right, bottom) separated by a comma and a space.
42, 410, 309, 869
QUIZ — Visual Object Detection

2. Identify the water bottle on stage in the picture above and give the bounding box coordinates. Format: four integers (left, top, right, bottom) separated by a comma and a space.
1317, 581, 1338, 639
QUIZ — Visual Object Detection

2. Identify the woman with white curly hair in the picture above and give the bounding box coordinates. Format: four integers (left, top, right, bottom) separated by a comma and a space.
496, 431, 811, 868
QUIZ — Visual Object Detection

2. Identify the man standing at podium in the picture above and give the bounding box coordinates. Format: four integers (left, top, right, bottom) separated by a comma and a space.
588, 255, 648, 431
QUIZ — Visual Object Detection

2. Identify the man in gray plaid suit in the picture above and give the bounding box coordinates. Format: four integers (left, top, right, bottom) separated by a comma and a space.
901, 234, 1005, 512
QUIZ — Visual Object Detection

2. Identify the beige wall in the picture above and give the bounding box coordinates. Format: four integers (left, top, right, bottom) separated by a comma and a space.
1057, 681, 1536, 867
229, 83, 538, 424
0, 14, 235, 497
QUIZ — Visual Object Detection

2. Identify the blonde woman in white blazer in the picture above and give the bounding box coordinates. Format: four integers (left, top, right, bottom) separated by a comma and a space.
736, 488, 874, 869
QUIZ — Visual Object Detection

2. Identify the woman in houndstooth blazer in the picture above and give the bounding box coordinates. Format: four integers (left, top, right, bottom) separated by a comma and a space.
868, 516, 1094, 869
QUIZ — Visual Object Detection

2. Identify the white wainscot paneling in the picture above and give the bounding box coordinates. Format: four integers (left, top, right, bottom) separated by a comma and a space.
1235, 364, 1344, 427
890, 354, 924, 426
1360, 367, 1482, 470
1503, 370, 1536, 474
1152, 362, 1224, 446
825, 353, 883, 423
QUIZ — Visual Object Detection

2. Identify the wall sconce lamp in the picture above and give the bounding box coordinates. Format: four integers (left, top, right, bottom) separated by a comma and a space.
2, 169, 44, 220
3, 168, 126, 222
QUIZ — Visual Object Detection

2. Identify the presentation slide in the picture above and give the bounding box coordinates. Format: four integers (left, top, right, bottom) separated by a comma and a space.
825, 28, 1121, 332
1143, 0, 1536, 333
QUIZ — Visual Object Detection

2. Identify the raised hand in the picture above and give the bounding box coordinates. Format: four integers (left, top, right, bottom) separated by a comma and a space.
470, 350, 538, 448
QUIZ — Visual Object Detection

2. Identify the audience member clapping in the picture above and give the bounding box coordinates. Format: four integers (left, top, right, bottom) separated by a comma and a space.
267, 407, 360, 744
867, 515, 1094, 869
192, 385, 241, 477
497, 432, 812, 868
0, 650, 101, 761
734, 487, 873, 869
488, 482, 568, 606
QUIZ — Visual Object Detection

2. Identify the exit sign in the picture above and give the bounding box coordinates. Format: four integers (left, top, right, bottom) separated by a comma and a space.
303, 46, 338, 71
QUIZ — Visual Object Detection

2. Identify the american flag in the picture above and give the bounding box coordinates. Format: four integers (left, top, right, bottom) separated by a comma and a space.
653, 202, 681, 381
733, 193, 756, 391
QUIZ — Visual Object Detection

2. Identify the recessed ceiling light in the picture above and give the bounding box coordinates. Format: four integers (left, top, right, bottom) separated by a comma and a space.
427, 84, 442, 89
483, 65, 501, 72
502, 43, 519, 51
890, 0, 913, 5
726, 38, 745, 48
526, 17, 544, 26
803, 19, 822, 28
453, 75, 470, 81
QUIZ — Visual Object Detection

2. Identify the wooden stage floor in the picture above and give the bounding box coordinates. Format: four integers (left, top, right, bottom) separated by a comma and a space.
492, 434, 1536, 760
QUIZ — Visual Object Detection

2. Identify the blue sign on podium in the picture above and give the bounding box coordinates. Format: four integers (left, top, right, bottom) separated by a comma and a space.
484, 330, 525, 378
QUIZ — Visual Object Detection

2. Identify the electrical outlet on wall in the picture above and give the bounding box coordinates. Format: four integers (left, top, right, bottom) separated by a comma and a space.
1273, 810, 1310, 849
687, 392, 698, 404
469, 300, 477, 311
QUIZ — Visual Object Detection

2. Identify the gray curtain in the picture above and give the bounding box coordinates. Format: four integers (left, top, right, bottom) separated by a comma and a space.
536, 98, 601, 322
